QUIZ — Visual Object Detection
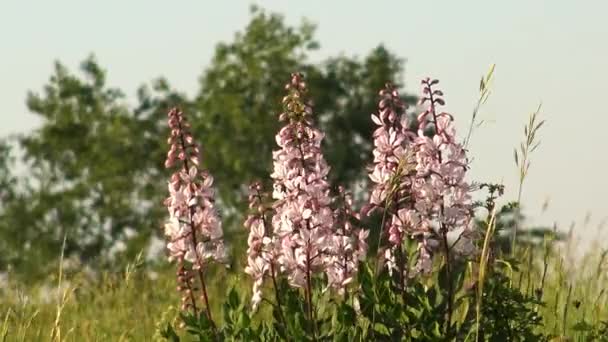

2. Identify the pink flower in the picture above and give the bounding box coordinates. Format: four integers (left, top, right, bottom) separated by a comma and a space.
244, 74, 366, 307
243, 181, 279, 310
366, 84, 417, 273
270, 73, 336, 291
163, 108, 226, 317
366, 79, 475, 277
325, 187, 369, 294
408, 78, 475, 271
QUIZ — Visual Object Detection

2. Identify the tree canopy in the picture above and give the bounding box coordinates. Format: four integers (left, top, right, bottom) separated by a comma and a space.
0, 7, 415, 277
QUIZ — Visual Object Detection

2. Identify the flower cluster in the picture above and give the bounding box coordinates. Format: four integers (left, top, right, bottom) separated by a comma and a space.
367, 84, 415, 212
365, 84, 417, 273
243, 181, 278, 310
270, 73, 335, 289
325, 186, 369, 294
243, 73, 369, 309
366, 79, 474, 275
163, 107, 226, 314
406, 78, 474, 270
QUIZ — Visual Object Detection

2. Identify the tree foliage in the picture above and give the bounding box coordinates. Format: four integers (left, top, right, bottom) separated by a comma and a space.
0, 7, 414, 275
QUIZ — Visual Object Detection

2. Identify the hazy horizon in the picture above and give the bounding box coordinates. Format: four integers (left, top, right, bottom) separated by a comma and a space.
2, 1, 607, 244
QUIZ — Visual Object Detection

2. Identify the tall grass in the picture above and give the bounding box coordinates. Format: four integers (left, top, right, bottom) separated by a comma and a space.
1, 265, 249, 341
1, 229, 606, 341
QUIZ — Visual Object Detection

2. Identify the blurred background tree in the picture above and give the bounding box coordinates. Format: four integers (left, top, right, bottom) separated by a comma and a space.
0, 6, 416, 278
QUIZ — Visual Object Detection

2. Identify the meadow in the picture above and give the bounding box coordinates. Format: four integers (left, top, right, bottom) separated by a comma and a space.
2, 72, 607, 342
1, 7, 607, 341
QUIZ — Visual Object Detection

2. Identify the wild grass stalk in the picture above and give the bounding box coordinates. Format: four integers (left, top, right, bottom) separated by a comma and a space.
463, 64, 495, 149
475, 208, 497, 341
563, 283, 572, 337
512, 105, 545, 252
1, 309, 10, 342
50, 235, 74, 342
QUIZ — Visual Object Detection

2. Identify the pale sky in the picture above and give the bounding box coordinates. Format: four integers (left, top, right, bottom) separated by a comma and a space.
1, 1, 607, 243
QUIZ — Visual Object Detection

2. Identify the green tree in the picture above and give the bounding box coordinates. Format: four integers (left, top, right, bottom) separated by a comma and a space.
0, 139, 19, 269
195, 7, 416, 210
1, 7, 416, 276
17, 59, 152, 265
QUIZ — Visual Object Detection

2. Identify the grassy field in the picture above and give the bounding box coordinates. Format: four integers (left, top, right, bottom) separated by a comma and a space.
1, 228, 607, 341
1, 69, 606, 341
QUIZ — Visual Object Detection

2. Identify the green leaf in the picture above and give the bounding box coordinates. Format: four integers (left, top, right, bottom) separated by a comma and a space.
228, 288, 240, 308
160, 323, 180, 342
456, 297, 470, 327
373, 322, 390, 336
571, 321, 594, 331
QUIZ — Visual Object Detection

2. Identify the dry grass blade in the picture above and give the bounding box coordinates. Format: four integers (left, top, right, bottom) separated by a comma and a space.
1, 309, 11, 342
511, 104, 545, 252
464, 64, 496, 149
475, 208, 497, 341
50, 235, 75, 342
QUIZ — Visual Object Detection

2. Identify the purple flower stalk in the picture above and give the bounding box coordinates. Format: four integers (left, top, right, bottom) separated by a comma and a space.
365, 83, 417, 276
407, 78, 474, 272
163, 107, 226, 324
326, 186, 369, 295
244, 74, 369, 314
270, 73, 334, 295
244, 181, 279, 311
366, 79, 474, 277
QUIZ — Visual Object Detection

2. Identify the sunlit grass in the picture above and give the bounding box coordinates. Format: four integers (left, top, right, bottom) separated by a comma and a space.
0, 230, 606, 341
